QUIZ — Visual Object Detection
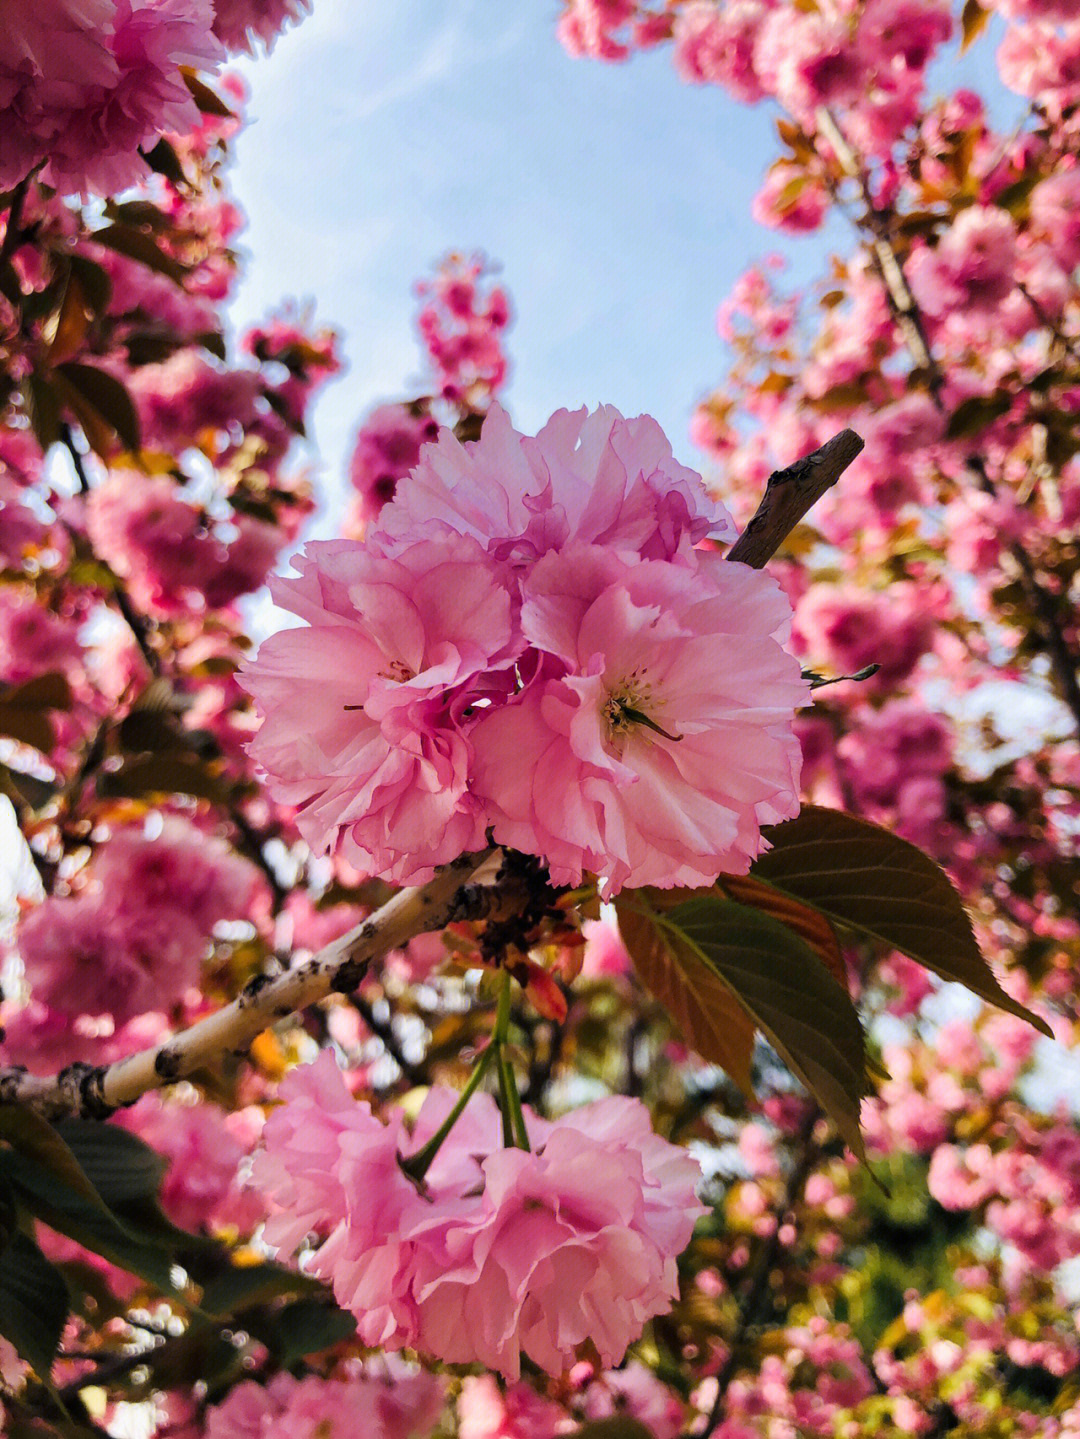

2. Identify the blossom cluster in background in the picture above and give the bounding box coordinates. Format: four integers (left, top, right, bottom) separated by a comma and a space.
0, 0, 309, 196
244, 401, 807, 893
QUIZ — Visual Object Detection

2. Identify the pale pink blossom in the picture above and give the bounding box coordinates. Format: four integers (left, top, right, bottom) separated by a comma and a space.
205, 1362, 445, 1439
458, 1375, 569, 1439
472, 544, 805, 894
253, 1055, 704, 1378
372, 402, 736, 571
242, 531, 517, 885
907, 207, 1018, 319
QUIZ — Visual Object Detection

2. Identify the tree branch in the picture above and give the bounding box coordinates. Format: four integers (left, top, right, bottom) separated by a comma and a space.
0, 847, 498, 1120
815, 105, 1080, 738
689, 1109, 821, 1439
725, 429, 865, 569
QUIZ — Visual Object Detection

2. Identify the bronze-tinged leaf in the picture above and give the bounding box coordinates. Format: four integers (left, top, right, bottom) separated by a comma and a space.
664, 894, 870, 1158
54, 362, 142, 456
616, 890, 756, 1090
47, 269, 90, 365
23, 372, 62, 451
720, 873, 847, 991
91, 222, 187, 283
960, 0, 990, 51
0, 672, 73, 752
181, 67, 236, 118
570, 1421, 657, 1439
753, 806, 1051, 1035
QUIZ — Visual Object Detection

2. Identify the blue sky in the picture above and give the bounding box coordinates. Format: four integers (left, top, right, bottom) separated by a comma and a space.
228, 1, 1010, 532
228, 0, 849, 524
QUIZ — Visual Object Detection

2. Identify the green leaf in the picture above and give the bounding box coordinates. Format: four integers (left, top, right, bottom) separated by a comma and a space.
51, 1121, 167, 1207
753, 806, 1051, 1035
945, 391, 1012, 441
201, 1260, 325, 1317
23, 373, 62, 451
268, 1298, 357, 1365
661, 894, 870, 1157
616, 889, 756, 1090
97, 753, 229, 803
0, 1231, 70, 1380
54, 362, 142, 455
0, 1110, 116, 1215
0, 762, 57, 811
1, 1149, 181, 1294
141, 137, 187, 188
181, 69, 236, 118
68, 254, 113, 314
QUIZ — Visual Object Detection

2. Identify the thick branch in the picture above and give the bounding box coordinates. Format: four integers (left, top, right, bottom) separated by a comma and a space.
0, 847, 497, 1120
725, 429, 865, 569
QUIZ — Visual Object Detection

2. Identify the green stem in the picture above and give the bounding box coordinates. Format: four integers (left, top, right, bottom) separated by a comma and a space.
401, 1041, 496, 1182
494, 970, 531, 1151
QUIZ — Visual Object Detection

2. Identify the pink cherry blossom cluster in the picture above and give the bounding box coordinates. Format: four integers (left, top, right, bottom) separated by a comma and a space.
0, 0, 309, 196
204, 1359, 446, 1439
414, 253, 512, 408
244, 402, 807, 893
252, 1050, 705, 1377
345, 402, 441, 536
9, 816, 258, 1056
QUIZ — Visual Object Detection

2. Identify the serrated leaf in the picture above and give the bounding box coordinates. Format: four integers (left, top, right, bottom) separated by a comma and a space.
753, 806, 1051, 1034
616, 890, 756, 1090
54, 362, 141, 455
0, 1110, 116, 1215
51, 1121, 167, 1207
2, 1149, 181, 1293
719, 874, 847, 990
0, 1230, 70, 1380
661, 894, 870, 1157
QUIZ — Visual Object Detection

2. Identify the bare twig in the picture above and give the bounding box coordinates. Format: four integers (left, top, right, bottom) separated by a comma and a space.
0, 847, 497, 1120
725, 429, 865, 570
689, 1109, 821, 1439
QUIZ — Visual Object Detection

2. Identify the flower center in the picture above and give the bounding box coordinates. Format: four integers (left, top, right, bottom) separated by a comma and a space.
603, 671, 680, 744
